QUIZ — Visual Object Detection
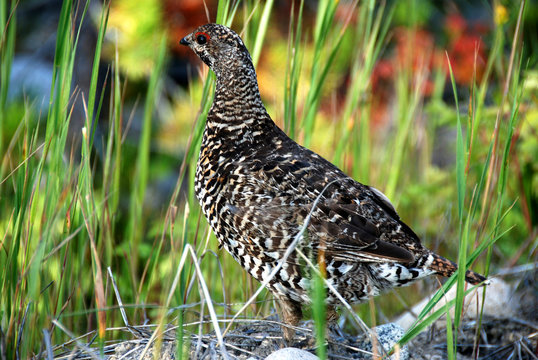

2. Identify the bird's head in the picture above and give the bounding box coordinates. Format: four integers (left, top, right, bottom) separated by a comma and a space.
180, 24, 253, 77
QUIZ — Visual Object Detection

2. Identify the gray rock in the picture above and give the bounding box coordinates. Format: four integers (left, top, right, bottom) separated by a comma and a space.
265, 347, 319, 360
356, 323, 409, 360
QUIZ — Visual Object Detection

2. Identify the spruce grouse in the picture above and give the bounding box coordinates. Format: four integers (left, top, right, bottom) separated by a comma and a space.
180, 23, 486, 342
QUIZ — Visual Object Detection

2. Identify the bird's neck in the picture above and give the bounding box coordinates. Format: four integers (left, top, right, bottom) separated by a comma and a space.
205, 65, 275, 143
213, 64, 266, 113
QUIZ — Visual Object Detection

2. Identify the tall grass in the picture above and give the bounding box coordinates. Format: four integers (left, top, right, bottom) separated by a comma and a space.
0, 0, 16, 170
0, 0, 532, 358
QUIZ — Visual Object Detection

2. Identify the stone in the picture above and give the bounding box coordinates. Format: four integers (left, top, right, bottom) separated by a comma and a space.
266, 347, 319, 360
356, 323, 409, 360
395, 278, 514, 330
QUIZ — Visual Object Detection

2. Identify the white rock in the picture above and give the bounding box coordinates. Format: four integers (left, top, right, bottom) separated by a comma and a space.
395, 278, 514, 330
265, 347, 319, 360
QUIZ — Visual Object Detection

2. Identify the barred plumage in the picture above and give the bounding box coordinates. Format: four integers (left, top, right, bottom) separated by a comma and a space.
180, 24, 486, 342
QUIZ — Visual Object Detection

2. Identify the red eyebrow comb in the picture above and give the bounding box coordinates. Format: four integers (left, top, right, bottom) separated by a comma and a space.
195, 31, 211, 40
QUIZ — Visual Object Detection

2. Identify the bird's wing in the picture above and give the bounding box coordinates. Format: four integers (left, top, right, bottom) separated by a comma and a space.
312, 198, 415, 263
219, 149, 416, 264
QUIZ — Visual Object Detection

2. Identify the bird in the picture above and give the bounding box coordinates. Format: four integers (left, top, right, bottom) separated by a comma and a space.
180, 23, 486, 342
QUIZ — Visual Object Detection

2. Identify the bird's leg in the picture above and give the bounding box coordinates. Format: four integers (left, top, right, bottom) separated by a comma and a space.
308, 306, 341, 348
276, 297, 302, 344
326, 306, 345, 339
326, 306, 338, 323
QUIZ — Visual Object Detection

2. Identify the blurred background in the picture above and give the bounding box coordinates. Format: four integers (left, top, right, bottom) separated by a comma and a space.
1, 0, 537, 357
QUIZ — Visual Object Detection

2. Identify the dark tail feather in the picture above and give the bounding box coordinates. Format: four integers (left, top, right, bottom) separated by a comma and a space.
464, 268, 487, 285
430, 253, 487, 285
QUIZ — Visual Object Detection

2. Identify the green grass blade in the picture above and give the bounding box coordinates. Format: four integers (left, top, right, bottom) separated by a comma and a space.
445, 53, 468, 337
301, 0, 340, 146
86, 1, 110, 148
127, 35, 168, 279
0, 0, 17, 171
397, 283, 482, 347
251, 0, 274, 67
312, 273, 327, 359
283, 0, 304, 138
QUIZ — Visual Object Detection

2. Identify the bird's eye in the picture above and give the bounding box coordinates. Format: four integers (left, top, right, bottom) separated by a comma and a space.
196, 32, 209, 45
196, 34, 207, 44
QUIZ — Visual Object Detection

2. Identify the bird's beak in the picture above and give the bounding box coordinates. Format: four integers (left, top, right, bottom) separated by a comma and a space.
180, 36, 190, 46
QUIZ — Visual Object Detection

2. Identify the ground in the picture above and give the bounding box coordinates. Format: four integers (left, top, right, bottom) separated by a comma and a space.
50, 270, 537, 359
